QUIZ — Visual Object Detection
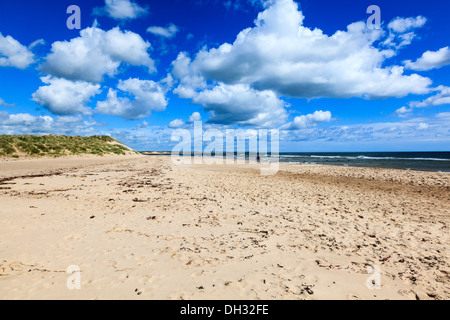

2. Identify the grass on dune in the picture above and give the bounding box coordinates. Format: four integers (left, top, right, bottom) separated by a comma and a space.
0, 135, 136, 158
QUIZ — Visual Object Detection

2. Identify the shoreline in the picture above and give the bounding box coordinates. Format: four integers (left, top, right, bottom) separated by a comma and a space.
0, 155, 448, 300
281, 161, 450, 173
137, 152, 450, 173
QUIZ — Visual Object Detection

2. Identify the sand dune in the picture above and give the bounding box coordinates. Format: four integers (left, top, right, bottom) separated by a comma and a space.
0, 156, 448, 300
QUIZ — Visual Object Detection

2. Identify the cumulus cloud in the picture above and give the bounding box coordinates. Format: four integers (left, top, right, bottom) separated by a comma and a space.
381, 16, 427, 50
191, 83, 288, 127
172, 54, 287, 128
404, 47, 450, 71
96, 78, 170, 119
173, 0, 431, 101
0, 112, 52, 128
382, 31, 421, 50
147, 24, 179, 39
172, 52, 208, 98
417, 123, 429, 130
280, 111, 332, 130
170, 0, 434, 129
0, 111, 101, 136
388, 16, 427, 33
382, 16, 427, 49
409, 86, 450, 108
0, 33, 35, 69
41, 26, 155, 83
395, 106, 413, 118
168, 119, 185, 128
167, 112, 202, 128
188, 112, 202, 123
117, 116, 449, 152
94, 0, 148, 20
396, 86, 450, 118
281, 113, 449, 147
32, 76, 101, 116
133, 121, 149, 129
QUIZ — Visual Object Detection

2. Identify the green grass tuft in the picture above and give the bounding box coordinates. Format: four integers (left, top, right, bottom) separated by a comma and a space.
0, 135, 135, 158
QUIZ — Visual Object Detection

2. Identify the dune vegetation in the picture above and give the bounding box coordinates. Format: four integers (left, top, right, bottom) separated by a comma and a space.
0, 135, 137, 158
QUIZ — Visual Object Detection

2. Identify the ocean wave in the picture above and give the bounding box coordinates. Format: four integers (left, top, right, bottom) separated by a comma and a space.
280, 155, 450, 162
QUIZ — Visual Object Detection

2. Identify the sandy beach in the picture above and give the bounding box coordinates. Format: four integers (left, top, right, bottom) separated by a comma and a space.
0, 155, 448, 300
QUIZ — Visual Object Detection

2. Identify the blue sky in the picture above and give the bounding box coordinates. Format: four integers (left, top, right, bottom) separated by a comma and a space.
0, 0, 449, 151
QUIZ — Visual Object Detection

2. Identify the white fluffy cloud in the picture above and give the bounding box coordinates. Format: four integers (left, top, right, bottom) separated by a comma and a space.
167, 112, 201, 129
0, 112, 53, 129
168, 119, 185, 128
95, 0, 148, 20
281, 111, 332, 130
188, 112, 202, 123
147, 24, 179, 39
0, 111, 101, 136
404, 47, 450, 71
396, 86, 450, 117
170, 0, 434, 129
382, 16, 427, 50
0, 33, 35, 69
173, 55, 288, 128
42, 26, 155, 83
173, 0, 431, 101
388, 16, 427, 33
395, 106, 413, 118
172, 52, 208, 98
281, 113, 450, 148
32, 76, 101, 116
410, 86, 450, 108
191, 83, 288, 127
96, 78, 169, 119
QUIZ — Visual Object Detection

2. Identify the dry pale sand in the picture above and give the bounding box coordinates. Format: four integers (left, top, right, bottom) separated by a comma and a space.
0, 155, 449, 300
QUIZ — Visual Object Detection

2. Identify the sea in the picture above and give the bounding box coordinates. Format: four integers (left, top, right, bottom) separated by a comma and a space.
277, 152, 450, 172
148, 151, 450, 172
